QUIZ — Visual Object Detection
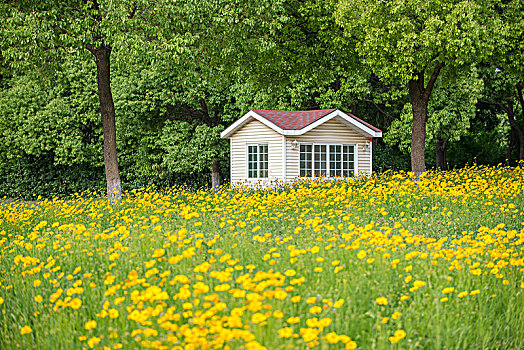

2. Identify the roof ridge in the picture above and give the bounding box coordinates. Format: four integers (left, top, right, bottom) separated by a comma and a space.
251, 109, 336, 130
252, 108, 336, 112
220, 109, 382, 139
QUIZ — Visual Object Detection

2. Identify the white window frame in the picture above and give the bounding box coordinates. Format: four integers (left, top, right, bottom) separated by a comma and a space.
246, 143, 269, 179
299, 142, 358, 178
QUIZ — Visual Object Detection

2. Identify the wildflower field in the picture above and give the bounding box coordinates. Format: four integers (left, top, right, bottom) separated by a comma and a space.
1, 166, 524, 350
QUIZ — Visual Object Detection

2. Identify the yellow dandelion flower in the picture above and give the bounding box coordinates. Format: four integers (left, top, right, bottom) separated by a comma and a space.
85, 320, 97, 330
392, 312, 402, 320
287, 316, 300, 324
70, 298, 82, 310
310, 306, 322, 314
251, 313, 267, 324
306, 297, 316, 304
108, 308, 119, 319
334, 298, 344, 308
376, 297, 388, 306
325, 332, 340, 344
20, 326, 32, 335
87, 336, 101, 348
152, 248, 165, 258
442, 287, 455, 294
274, 290, 287, 300
278, 327, 293, 338
273, 310, 284, 318
346, 341, 357, 350
285, 269, 296, 277
413, 280, 426, 288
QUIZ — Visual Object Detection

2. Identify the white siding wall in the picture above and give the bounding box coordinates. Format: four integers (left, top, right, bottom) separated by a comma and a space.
286, 117, 371, 180
230, 119, 283, 185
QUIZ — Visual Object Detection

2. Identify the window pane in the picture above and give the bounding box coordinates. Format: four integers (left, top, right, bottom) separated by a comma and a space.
300, 144, 312, 177
342, 145, 355, 177
259, 145, 268, 178
314, 145, 327, 176
330, 145, 342, 177
248, 145, 258, 178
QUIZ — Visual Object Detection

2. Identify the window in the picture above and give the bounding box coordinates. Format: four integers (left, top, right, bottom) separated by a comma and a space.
342, 144, 355, 177
299, 144, 312, 177
248, 144, 268, 178
314, 145, 327, 176
300, 143, 355, 177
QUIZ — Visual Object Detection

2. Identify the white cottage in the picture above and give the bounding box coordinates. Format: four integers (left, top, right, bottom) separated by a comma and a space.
220, 109, 382, 186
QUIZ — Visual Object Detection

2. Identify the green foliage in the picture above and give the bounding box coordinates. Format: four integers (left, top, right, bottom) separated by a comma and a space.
0, 154, 105, 200
335, 0, 500, 172
495, 0, 524, 77
478, 64, 523, 161
447, 130, 507, 168
372, 141, 411, 172
0, 0, 176, 71
386, 66, 484, 153
160, 122, 228, 173
335, 0, 496, 84
0, 57, 102, 166
0, 0, 521, 197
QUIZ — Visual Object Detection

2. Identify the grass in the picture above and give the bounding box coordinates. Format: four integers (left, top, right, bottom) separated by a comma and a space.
0, 165, 523, 349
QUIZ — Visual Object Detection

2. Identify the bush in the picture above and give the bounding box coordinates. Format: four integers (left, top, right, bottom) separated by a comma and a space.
372, 141, 411, 172
0, 153, 105, 200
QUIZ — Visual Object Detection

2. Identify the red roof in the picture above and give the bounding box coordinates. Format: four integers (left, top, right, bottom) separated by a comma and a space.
251, 109, 382, 132
345, 112, 383, 133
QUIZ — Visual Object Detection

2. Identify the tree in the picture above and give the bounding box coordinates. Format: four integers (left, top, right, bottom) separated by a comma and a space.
479, 67, 523, 162
0, 0, 175, 200
386, 66, 483, 170
0, 57, 101, 165
127, 0, 283, 190
240, 0, 404, 139
479, 0, 524, 163
336, 0, 496, 176
113, 60, 250, 190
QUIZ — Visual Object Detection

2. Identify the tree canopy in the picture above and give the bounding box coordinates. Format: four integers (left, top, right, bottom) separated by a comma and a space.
336, 0, 498, 175
0, 0, 521, 198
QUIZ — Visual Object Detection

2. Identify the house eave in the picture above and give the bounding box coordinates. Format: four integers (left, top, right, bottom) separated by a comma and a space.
220, 110, 284, 139
221, 109, 383, 139
281, 129, 382, 138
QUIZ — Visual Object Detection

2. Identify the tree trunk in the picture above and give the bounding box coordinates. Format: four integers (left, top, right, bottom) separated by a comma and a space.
517, 83, 524, 163
435, 137, 448, 171
408, 63, 444, 179
520, 138, 524, 163
506, 128, 515, 165
350, 104, 358, 116
88, 44, 122, 202
506, 101, 524, 162
409, 87, 428, 178
211, 160, 220, 191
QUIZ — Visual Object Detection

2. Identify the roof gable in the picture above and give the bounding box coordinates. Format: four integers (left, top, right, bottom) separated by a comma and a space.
252, 109, 336, 130
220, 109, 382, 139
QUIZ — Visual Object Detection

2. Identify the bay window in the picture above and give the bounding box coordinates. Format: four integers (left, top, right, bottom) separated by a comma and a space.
300, 143, 355, 177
